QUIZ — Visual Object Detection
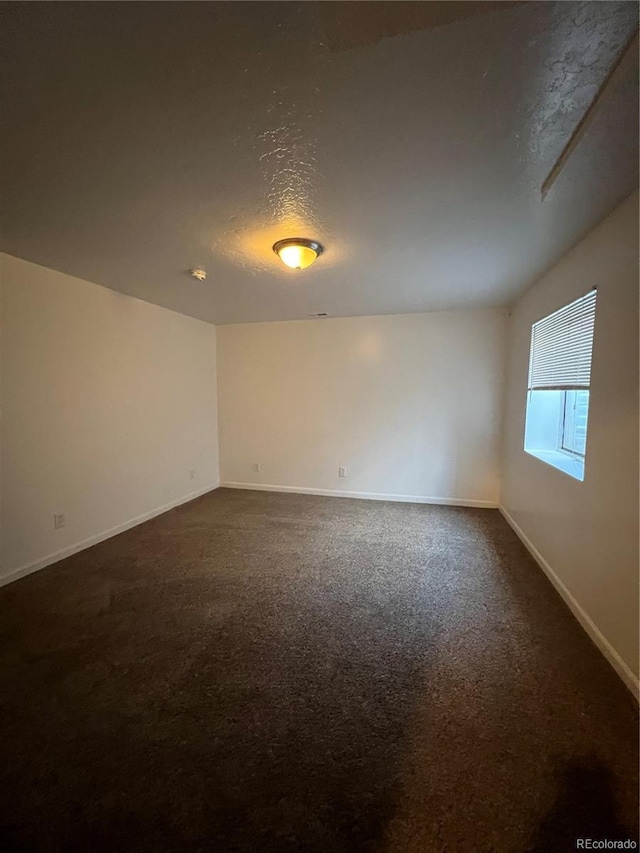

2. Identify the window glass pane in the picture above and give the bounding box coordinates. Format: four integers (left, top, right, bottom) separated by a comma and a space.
524, 389, 587, 481
524, 389, 563, 452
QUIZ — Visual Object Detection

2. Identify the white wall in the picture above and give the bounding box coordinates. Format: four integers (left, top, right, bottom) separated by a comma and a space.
501, 191, 639, 689
0, 254, 219, 582
218, 309, 507, 506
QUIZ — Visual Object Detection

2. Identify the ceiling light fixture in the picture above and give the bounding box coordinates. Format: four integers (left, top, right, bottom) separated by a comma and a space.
189, 268, 207, 282
273, 238, 323, 270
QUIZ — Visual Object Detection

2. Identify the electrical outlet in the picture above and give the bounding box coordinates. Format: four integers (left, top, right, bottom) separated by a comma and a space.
190, 469, 196, 480
338, 466, 347, 478
253, 462, 261, 473
54, 513, 65, 529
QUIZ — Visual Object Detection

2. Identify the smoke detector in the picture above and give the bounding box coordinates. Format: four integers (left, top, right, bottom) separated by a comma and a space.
189, 268, 207, 282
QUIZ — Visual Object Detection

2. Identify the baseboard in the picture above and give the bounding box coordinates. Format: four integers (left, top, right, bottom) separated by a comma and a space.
221, 481, 498, 509
499, 505, 639, 700
0, 483, 220, 589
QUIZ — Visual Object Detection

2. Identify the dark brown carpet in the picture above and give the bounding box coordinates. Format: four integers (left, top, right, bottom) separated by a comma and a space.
0, 488, 637, 852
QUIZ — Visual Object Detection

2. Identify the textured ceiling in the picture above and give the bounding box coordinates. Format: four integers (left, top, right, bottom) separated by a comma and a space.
0, 1, 637, 325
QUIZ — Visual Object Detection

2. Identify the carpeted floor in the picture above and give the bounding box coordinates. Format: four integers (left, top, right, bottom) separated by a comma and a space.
0, 488, 637, 852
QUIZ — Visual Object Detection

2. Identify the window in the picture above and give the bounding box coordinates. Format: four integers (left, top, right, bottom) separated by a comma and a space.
524, 290, 597, 481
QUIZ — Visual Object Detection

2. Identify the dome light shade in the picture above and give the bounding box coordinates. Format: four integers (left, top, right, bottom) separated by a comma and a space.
273, 238, 323, 270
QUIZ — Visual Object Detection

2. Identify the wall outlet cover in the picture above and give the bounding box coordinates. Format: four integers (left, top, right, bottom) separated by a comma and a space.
54, 513, 65, 529
338, 466, 347, 477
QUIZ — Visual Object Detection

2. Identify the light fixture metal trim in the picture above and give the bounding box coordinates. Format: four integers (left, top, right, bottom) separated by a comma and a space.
273, 238, 324, 270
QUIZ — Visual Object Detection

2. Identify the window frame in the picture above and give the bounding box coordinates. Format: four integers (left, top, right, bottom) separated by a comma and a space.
559, 389, 588, 459
523, 290, 597, 482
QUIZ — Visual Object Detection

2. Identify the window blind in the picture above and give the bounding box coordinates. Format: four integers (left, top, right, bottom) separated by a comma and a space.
528, 290, 597, 390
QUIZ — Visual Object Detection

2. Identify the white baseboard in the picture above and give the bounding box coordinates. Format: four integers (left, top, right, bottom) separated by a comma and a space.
499, 505, 639, 700
221, 481, 498, 509
0, 483, 220, 589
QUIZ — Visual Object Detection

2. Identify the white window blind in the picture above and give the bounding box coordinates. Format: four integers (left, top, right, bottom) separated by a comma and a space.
528, 290, 597, 391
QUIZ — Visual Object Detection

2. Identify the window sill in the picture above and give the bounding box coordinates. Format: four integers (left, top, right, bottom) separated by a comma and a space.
524, 447, 585, 481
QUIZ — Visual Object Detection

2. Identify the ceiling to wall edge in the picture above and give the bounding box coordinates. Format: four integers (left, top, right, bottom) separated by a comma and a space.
3, 183, 635, 330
